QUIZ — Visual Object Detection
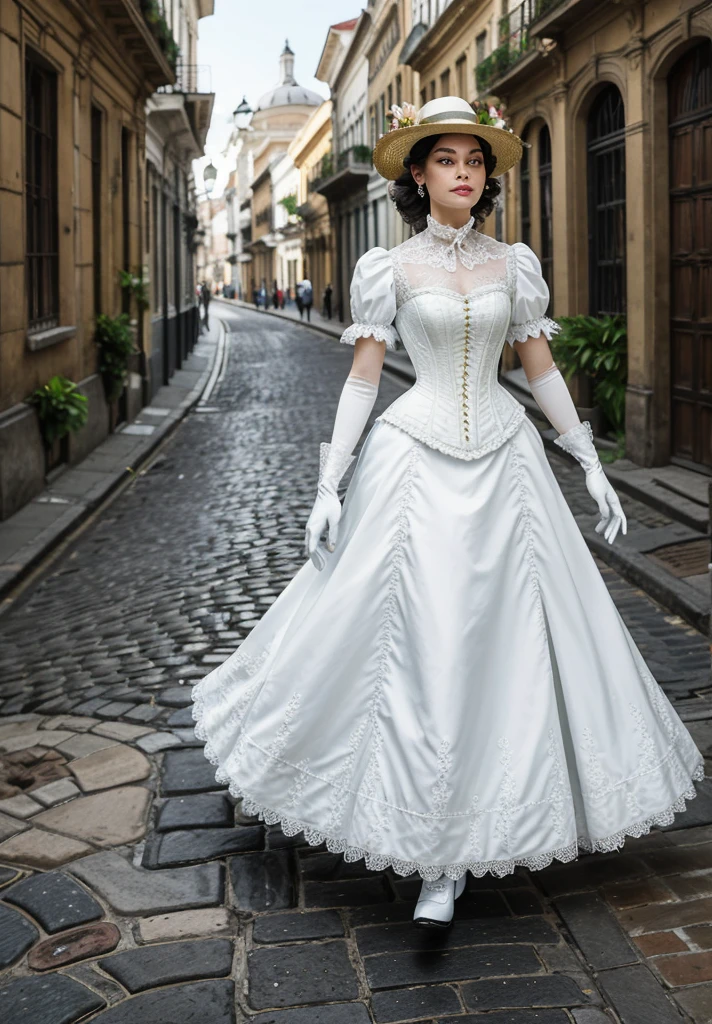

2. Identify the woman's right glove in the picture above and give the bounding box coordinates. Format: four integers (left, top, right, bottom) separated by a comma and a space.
304, 374, 378, 570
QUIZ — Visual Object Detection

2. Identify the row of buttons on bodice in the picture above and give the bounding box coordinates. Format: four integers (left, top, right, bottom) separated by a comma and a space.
462, 297, 471, 443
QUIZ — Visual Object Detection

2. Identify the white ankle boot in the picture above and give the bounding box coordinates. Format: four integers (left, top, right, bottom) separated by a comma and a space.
413, 872, 467, 927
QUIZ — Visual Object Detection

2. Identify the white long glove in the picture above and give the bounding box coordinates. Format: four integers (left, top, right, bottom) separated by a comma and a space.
528, 363, 627, 545
304, 374, 379, 570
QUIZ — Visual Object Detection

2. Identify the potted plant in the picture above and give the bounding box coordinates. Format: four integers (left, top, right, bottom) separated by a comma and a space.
25, 375, 89, 474
95, 313, 138, 405
549, 314, 628, 442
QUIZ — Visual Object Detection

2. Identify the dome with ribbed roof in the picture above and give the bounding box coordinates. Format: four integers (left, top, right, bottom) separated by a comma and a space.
255, 39, 323, 111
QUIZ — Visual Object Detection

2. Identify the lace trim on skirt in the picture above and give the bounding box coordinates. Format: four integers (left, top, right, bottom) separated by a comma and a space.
191, 688, 705, 882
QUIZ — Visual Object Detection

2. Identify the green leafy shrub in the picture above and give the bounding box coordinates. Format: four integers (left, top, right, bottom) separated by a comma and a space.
96, 313, 137, 403
549, 314, 628, 434
119, 268, 149, 313
25, 376, 89, 448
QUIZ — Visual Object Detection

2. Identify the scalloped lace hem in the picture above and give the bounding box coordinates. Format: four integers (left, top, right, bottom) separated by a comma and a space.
340, 322, 399, 350
190, 696, 705, 882
375, 404, 526, 460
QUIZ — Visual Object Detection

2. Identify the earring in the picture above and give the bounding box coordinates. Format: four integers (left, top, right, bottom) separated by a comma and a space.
417, 183, 425, 198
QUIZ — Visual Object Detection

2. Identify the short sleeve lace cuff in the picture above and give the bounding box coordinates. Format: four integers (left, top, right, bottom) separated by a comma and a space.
506, 242, 560, 349
506, 315, 561, 347
341, 246, 399, 350
339, 322, 399, 349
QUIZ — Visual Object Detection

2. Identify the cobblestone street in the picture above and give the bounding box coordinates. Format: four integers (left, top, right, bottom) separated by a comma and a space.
1, 308, 712, 1023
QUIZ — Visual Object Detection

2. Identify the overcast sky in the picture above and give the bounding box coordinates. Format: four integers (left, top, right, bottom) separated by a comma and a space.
195, 0, 357, 193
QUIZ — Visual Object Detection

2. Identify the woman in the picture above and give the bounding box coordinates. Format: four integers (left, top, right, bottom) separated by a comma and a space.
192, 97, 704, 929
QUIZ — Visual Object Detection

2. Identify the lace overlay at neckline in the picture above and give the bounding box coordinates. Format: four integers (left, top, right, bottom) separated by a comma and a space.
395, 215, 510, 273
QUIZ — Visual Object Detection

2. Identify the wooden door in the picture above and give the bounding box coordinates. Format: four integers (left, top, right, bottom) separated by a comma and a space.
669, 41, 712, 470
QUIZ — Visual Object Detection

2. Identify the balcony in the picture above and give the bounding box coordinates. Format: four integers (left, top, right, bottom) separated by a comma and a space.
476, 0, 549, 97
529, 0, 601, 35
316, 146, 372, 200
100, 0, 176, 88
155, 63, 215, 151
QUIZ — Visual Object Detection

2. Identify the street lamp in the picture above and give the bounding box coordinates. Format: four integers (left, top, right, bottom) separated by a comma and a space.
203, 161, 218, 194
233, 96, 252, 131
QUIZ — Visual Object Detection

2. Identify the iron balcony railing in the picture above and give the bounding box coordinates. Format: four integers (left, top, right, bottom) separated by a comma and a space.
476, 0, 557, 95
156, 63, 212, 94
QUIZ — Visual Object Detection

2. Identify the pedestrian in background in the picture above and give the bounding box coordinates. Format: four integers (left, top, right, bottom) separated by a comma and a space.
277, 286, 284, 309
200, 281, 211, 324
295, 282, 304, 318
323, 282, 333, 320
259, 279, 267, 309
300, 277, 313, 322
272, 280, 279, 309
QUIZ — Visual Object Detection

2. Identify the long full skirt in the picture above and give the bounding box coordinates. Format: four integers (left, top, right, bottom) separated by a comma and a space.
191, 414, 705, 881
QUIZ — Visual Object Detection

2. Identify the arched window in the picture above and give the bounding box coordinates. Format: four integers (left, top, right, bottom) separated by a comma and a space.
538, 124, 553, 312
668, 40, 712, 468
587, 85, 626, 316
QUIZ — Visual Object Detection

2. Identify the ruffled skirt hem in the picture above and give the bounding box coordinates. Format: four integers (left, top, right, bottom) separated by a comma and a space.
192, 693, 705, 882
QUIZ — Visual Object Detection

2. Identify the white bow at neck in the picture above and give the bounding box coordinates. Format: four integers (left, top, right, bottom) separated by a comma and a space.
424, 214, 484, 272
426, 214, 475, 246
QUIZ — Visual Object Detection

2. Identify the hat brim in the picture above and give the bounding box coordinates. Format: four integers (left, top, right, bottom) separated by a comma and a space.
372, 121, 524, 180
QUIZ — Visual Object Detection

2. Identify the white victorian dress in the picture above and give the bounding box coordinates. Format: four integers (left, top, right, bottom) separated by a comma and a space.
191, 215, 705, 882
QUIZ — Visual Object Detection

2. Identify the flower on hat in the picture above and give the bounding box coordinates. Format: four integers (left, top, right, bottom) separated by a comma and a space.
473, 101, 511, 132
388, 102, 419, 132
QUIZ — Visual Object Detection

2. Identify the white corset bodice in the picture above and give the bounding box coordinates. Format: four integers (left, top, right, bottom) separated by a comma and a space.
340, 216, 560, 461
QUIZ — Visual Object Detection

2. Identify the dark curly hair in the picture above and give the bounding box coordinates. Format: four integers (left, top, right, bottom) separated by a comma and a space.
388, 133, 500, 233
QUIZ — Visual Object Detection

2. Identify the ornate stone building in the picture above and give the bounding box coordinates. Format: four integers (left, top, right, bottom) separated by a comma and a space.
239, 42, 323, 300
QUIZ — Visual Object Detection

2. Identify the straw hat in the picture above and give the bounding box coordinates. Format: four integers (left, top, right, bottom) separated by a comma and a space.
373, 95, 524, 180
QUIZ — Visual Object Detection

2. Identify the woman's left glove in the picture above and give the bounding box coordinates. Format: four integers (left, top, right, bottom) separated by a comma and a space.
527, 363, 627, 545
553, 421, 627, 545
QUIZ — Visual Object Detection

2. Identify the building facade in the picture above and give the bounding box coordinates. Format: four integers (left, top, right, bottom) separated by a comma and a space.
478, 0, 711, 471
145, 1, 215, 393
0, 0, 214, 522
316, 16, 372, 322
290, 101, 334, 315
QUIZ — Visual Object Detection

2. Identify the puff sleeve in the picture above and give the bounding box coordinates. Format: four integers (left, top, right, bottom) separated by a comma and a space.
506, 242, 561, 348
339, 247, 399, 351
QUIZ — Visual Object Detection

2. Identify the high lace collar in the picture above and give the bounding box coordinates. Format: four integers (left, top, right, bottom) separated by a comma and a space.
425, 214, 475, 249
402, 213, 492, 273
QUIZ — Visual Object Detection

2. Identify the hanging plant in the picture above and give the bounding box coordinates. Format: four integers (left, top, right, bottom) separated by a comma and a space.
96, 313, 138, 403
25, 376, 89, 449
119, 268, 149, 313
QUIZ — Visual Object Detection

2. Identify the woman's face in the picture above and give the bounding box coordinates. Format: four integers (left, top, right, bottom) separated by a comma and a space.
410, 132, 488, 218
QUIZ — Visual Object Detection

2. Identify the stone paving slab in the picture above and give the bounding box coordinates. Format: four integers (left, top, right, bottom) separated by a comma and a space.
363, 944, 544, 991
3, 870, 102, 933
0, 972, 105, 1022
156, 793, 234, 831
100, 937, 233, 992
252, 908, 345, 943
249, 1005, 372, 1024
229, 849, 296, 912
137, 907, 233, 943
68, 850, 225, 915
247, 939, 359, 1010
0, 903, 39, 969
83, 978, 235, 1023
371, 984, 463, 1023
28, 922, 120, 971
